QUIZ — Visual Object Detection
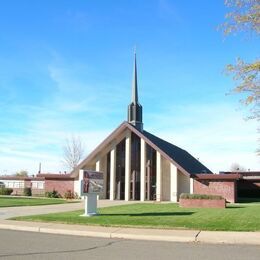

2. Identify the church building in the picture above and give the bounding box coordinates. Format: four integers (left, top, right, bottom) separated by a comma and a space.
71, 54, 212, 202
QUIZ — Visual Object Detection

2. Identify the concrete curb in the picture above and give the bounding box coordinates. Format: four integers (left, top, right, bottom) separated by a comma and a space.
110, 228, 199, 242
0, 220, 260, 245
197, 230, 260, 245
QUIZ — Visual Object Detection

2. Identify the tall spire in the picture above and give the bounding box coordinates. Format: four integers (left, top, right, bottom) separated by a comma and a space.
127, 51, 143, 131
131, 51, 138, 104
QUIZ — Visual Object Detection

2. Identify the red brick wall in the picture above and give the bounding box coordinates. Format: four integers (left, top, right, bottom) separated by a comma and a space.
31, 189, 45, 196
11, 187, 45, 196
180, 198, 226, 208
45, 179, 74, 197
24, 180, 31, 188
193, 179, 237, 203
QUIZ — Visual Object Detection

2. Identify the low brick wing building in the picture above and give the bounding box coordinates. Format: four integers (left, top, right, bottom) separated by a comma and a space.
192, 172, 260, 203
0, 173, 74, 197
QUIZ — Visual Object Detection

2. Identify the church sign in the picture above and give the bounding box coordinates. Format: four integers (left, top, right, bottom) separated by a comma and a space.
79, 169, 103, 217
81, 170, 104, 195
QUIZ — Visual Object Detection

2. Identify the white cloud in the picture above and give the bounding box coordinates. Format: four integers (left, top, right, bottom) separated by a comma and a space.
1, 99, 259, 174
0, 56, 123, 175
146, 102, 259, 172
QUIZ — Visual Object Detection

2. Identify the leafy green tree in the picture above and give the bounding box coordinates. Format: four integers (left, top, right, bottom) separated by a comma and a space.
222, 0, 260, 35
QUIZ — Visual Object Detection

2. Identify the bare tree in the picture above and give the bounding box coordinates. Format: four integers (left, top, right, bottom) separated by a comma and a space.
16, 170, 28, 177
62, 135, 85, 171
230, 162, 247, 172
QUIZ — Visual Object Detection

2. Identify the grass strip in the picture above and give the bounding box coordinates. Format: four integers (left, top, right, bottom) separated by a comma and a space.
11, 202, 260, 231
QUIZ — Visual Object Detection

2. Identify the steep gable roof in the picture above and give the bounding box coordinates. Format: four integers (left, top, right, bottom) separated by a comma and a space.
71, 121, 212, 177
142, 131, 212, 174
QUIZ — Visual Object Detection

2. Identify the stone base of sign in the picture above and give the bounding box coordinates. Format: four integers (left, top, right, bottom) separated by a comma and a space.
80, 213, 98, 217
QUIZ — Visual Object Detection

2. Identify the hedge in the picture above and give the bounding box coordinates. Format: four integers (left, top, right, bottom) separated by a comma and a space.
0, 187, 13, 195
45, 189, 61, 198
180, 193, 224, 200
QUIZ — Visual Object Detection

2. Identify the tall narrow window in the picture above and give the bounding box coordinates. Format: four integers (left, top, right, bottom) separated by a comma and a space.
130, 133, 141, 200
115, 139, 126, 200
106, 152, 111, 199
146, 145, 157, 200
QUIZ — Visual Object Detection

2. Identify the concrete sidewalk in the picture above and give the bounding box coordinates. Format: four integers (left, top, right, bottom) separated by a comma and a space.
0, 219, 260, 246
0, 199, 139, 219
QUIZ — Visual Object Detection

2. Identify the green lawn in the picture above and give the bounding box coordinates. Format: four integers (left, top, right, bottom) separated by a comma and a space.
11, 202, 260, 231
0, 196, 78, 207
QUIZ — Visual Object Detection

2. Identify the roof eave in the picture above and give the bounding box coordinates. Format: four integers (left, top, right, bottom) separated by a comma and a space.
70, 121, 129, 177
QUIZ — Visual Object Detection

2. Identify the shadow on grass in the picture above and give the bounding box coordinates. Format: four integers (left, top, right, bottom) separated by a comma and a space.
237, 198, 260, 204
226, 206, 245, 209
98, 212, 194, 217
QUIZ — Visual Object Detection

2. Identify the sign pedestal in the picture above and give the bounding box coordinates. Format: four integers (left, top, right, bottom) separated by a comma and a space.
82, 194, 98, 217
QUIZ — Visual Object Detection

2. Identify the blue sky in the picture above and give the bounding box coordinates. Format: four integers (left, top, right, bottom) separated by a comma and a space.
0, 0, 259, 174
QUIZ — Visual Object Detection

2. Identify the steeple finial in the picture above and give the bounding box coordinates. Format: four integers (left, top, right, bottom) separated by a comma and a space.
127, 50, 143, 131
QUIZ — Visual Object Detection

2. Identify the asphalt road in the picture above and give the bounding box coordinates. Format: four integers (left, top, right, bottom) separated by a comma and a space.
0, 230, 259, 260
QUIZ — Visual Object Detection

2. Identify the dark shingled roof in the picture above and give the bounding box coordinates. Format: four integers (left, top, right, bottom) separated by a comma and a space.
142, 130, 212, 174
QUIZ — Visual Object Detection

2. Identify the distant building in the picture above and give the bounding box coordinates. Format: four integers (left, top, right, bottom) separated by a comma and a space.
0, 173, 73, 197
